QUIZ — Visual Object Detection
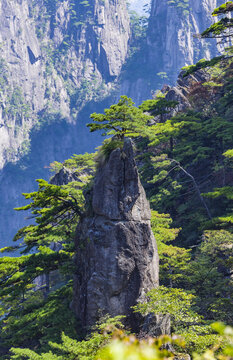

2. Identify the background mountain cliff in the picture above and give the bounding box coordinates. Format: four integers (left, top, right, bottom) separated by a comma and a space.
0, 0, 223, 246
121, 0, 223, 102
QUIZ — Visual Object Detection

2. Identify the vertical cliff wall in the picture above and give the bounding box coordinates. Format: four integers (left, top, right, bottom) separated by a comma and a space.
147, 0, 221, 82
0, 0, 130, 169
121, 0, 222, 102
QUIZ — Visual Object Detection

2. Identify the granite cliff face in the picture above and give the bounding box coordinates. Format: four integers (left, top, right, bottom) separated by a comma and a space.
73, 139, 159, 329
121, 0, 222, 102
147, 0, 221, 82
0, 0, 130, 169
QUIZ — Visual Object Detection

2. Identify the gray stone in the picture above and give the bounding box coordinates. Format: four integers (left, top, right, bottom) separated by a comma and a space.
164, 70, 211, 115
50, 167, 81, 186
92, 139, 151, 221
120, 0, 222, 104
72, 139, 159, 330
0, 0, 130, 170
142, 313, 171, 337
147, 0, 221, 85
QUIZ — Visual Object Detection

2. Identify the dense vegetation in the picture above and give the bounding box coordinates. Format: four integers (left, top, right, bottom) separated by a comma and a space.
0, 1, 233, 359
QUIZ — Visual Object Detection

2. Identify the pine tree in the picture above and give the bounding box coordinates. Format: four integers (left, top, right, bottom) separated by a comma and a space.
0, 154, 93, 351
87, 95, 153, 139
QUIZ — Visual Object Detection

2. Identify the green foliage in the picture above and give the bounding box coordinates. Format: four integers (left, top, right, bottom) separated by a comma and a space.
202, 18, 233, 38
49, 161, 63, 174
134, 286, 201, 332
224, 149, 233, 159
203, 149, 233, 230
0, 247, 71, 304
10, 322, 233, 360
212, 2, 233, 16
147, 109, 233, 164
193, 322, 233, 360
0, 56, 8, 90
182, 1, 233, 76
12, 179, 84, 252
139, 96, 178, 121
50, 152, 96, 186
10, 316, 125, 360
167, 0, 190, 16
151, 210, 191, 287
1, 282, 77, 351
182, 56, 224, 76
134, 287, 221, 354
200, 1, 233, 40
185, 230, 233, 323
151, 210, 179, 245
134, 7, 233, 329
129, 10, 148, 41
138, 81, 233, 239
0, 167, 88, 352
98, 332, 184, 360
87, 96, 152, 139
63, 152, 96, 171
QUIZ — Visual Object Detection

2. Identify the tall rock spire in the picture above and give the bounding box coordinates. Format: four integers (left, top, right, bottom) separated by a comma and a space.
72, 139, 159, 329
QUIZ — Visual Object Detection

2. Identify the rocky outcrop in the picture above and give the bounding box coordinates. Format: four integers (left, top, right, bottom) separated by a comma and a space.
72, 139, 159, 329
163, 69, 211, 114
0, 0, 224, 251
142, 313, 171, 337
50, 167, 81, 186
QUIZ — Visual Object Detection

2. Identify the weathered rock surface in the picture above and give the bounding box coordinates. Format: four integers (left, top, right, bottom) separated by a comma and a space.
142, 313, 171, 337
163, 69, 211, 114
72, 139, 159, 329
147, 0, 221, 83
50, 166, 81, 186
122, 0, 222, 103
0, 0, 130, 169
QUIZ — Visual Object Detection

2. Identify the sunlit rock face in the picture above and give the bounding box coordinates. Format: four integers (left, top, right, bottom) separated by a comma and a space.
73, 139, 159, 330
0, 0, 130, 169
